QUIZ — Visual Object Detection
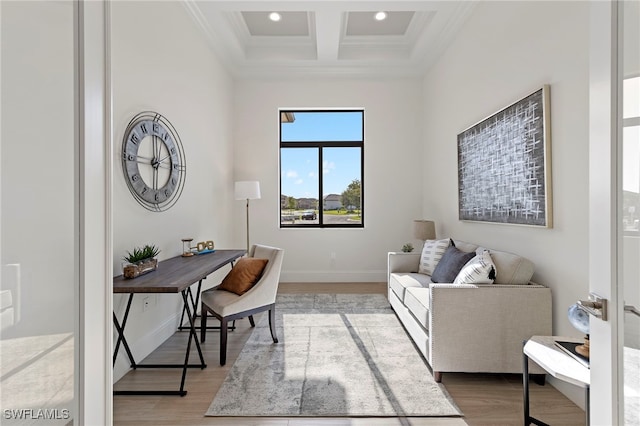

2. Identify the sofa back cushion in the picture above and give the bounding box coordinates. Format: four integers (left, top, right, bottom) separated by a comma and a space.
488, 250, 534, 284
451, 240, 478, 253
453, 240, 534, 285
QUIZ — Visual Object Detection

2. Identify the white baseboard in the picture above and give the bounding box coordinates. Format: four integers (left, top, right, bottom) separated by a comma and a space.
113, 312, 180, 383
280, 270, 386, 283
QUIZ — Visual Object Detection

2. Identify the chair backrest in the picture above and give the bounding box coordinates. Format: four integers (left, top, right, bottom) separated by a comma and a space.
244, 244, 284, 304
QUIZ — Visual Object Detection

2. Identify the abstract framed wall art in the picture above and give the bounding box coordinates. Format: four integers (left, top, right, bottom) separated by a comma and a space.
457, 85, 552, 227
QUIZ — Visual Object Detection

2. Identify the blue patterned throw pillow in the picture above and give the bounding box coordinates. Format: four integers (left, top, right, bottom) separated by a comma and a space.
430, 244, 475, 283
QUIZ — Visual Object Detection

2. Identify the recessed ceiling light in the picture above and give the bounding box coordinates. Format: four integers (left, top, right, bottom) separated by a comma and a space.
269, 12, 281, 22
374, 11, 387, 21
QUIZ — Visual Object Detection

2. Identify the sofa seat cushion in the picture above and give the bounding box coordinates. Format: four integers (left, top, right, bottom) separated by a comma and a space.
404, 287, 431, 331
389, 272, 431, 302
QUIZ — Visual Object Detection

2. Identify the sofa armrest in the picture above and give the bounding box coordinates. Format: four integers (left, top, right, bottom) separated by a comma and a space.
388, 252, 421, 275
429, 283, 552, 374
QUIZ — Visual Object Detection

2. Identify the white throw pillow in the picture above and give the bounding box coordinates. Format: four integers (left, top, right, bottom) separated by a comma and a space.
418, 238, 451, 275
453, 249, 497, 284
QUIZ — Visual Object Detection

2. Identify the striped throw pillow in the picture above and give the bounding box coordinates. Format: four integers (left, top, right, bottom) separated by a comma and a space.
418, 238, 451, 276
453, 249, 497, 284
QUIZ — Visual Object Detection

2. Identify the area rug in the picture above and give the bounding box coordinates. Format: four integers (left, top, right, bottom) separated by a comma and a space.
205, 293, 462, 417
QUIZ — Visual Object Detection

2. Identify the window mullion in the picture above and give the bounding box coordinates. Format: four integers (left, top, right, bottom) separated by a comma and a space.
318, 146, 324, 227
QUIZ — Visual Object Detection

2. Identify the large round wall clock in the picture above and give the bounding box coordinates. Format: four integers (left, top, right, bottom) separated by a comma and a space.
121, 111, 186, 212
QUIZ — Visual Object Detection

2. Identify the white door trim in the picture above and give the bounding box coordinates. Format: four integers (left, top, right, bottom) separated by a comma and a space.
588, 1, 624, 424
75, 0, 112, 423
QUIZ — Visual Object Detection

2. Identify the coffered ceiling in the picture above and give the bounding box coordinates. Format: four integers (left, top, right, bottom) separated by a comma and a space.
183, 1, 476, 78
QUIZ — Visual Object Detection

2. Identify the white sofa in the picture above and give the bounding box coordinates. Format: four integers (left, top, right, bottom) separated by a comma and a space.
388, 239, 552, 382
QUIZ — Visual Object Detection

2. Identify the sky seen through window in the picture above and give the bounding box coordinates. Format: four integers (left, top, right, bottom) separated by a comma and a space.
281, 111, 362, 199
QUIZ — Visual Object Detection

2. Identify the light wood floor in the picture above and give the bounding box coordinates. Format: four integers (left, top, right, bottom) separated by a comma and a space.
113, 283, 585, 425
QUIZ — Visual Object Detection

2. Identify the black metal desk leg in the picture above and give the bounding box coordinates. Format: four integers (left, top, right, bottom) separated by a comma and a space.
185, 287, 206, 367
585, 387, 590, 426
177, 290, 207, 395
179, 279, 204, 329
523, 341, 550, 426
113, 291, 208, 396
113, 294, 136, 368
523, 343, 530, 426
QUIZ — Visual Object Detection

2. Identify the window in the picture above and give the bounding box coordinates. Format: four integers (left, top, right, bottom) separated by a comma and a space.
279, 110, 364, 228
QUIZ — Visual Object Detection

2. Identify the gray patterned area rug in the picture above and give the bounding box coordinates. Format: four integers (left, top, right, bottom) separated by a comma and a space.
205, 293, 462, 417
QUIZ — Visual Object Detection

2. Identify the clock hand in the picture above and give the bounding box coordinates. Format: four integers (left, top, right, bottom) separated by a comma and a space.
153, 167, 158, 190
135, 158, 153, 165
154, 136, 162, 159
152, 136, 158, 160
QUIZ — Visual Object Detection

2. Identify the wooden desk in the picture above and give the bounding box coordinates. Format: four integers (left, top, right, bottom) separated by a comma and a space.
113, 249, 245, 396
523, 336, 590, 425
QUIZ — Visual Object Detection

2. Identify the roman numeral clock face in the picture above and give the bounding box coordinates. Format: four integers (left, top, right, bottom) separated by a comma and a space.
121, 112, 186, 212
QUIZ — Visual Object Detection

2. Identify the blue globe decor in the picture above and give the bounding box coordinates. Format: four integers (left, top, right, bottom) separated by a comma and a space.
568, 303, 591, 359
567, 303, 590, 335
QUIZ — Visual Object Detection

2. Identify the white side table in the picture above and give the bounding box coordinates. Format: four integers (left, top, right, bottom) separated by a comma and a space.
523, 336, 590, 426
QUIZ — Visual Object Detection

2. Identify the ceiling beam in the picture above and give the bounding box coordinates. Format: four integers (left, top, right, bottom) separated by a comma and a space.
184, 0, 476, 77
314, 10, 342, 61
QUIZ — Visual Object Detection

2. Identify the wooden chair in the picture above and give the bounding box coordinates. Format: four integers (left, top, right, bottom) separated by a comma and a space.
200, 244, 284, 365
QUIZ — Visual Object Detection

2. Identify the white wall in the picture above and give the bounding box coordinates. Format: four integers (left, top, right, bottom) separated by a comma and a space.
422, 0, 590, 406
111, 1, 235, 381
1, 0, 76, 418
1, 0, 75, 337
233, 78, 424, 283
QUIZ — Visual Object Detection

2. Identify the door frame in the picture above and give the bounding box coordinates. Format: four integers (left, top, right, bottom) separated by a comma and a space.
588, 0, 624, 424
75, 0, 112, 423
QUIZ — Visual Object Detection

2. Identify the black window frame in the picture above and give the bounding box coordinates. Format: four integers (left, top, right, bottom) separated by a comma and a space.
279, 109, 364, 229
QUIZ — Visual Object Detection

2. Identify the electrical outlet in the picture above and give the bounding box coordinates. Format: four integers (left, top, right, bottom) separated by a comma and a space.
142, 296, 150, 312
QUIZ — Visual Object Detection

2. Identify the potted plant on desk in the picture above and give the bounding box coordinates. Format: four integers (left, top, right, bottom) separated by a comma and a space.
123, 244, 160, 279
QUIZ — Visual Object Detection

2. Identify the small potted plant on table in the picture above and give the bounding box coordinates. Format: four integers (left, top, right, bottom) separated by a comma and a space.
123, 244, 160, 279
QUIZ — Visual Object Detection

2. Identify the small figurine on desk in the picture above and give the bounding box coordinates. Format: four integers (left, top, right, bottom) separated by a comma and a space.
181, 238, 194, 257
195, 240, 215, 255
182, 238, 215, 256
